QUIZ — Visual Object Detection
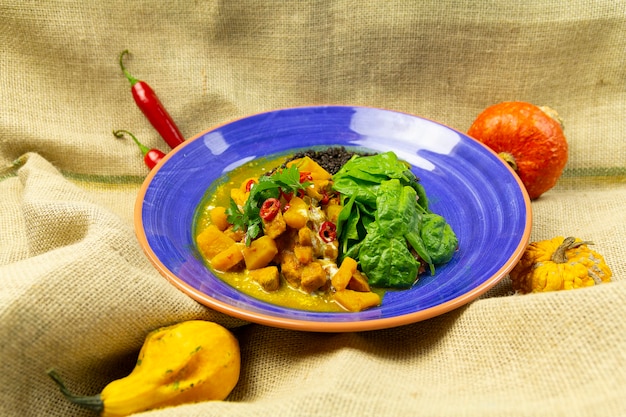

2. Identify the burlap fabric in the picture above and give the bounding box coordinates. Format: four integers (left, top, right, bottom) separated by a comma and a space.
2, 1, 625, 416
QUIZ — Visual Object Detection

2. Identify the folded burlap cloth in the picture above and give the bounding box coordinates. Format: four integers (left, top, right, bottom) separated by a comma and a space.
1, 1, 625, 416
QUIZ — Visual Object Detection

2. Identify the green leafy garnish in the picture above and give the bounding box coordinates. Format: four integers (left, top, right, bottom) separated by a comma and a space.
226, 164, 310, 244
332, 151, 457, 288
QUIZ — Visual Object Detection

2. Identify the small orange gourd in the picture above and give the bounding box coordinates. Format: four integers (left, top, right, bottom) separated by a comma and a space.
510, 236, 612, 294
468, 101, 568, 199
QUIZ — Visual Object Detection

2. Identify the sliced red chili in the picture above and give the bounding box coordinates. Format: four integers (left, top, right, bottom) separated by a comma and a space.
299, 171, 313, 183
245, 179, 255, 192
320, 189, 330, 205
279, 189, 293, 202
260, 198, 281, 221
319, 221, 337, 243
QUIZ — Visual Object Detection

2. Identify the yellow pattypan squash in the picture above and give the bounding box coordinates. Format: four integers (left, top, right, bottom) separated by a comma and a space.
510, 236, 612, 294
48, 320, 240, 417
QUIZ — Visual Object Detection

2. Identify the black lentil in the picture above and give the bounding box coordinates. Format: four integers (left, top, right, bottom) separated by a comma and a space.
283, 146, 375, 175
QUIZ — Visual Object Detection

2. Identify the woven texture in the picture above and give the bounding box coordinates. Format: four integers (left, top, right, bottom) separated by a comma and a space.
1, 1, 625, 416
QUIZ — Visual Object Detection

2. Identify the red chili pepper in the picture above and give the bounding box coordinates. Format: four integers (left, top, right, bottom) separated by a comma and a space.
245, 179, 256, 192
319, 221, 337, 243
113, 129, 166, 170
279, 189, 293, 202
119, 50, 185, 149
320, 189, 330, 205
259, 198, 281, 221
299, 171, 313, 183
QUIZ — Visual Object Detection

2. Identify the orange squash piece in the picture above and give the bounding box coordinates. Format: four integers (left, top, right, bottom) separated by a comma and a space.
331, 256, 357, 291
282, 196, 308, 229
325, 204, 343, 224
211, 243, 244, 271
280, 252, 302, 287
334, 289, 381, 312
197, 225, 236, 259
263, 211, 287, 239
300, 262, 327, 293
242, 236, 278, 270
347, 270, 371, 292
249, 266, 281, 292
294, 245, 313, 265
209, 206, 230, 231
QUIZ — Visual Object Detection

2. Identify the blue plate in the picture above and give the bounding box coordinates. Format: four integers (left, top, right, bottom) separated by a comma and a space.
135, 105, 531, 332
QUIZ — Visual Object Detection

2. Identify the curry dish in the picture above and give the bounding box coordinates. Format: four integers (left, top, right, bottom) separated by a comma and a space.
194, 148, 458, 312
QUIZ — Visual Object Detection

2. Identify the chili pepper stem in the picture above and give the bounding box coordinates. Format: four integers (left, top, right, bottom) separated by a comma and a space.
113, 129, 149, 157
119, 50, 139, 86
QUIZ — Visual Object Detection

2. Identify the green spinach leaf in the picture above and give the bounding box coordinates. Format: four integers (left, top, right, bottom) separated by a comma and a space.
420, 213, 458, 264
358, 225, 419, 288
375, 179, 417, 237
332, 151, 457, 287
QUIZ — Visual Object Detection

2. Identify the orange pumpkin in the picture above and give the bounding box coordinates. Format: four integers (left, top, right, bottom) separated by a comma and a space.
467, 102, 568, 199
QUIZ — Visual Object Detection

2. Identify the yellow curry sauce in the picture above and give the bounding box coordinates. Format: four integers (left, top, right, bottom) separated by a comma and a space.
194, 153, 381, 312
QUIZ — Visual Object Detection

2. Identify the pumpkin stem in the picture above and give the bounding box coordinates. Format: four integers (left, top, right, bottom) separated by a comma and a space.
550, 237, 594, 264
498, 152, 518, 171
47, 369, 104, 413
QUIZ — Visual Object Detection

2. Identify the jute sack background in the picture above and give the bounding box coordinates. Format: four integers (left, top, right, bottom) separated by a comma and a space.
1, 1, 625, 416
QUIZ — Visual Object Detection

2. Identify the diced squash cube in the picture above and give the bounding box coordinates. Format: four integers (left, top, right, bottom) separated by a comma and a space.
304, 180, 330, 201
300, 262, 327, 293
347, 269, 371, 292
298, 227, 313, 246
196, 225, 236, 259
287, 156, 332, 180
249, 266, 280, 292
210, 206, 230, 231
323, 242, 339, 261
274, 229, 297, 258
229, 177, 256, 211
224, 226, 245, 243
285, 156, 333, 202
334, 289, 381, 312
325, 204, 343, 224
210, 243, 244, 271
331, 256, 357, 291
294, 245, 313, 264
242, 236, 278, 270
283, 196, 308, 229
230, 188, 248, 207
263, 211, 287, 239
281, 252, 301, 287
